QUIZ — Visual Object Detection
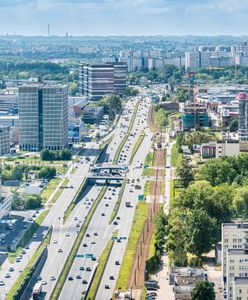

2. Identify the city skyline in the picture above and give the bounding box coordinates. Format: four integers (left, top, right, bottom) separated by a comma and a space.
1, 0, 248, 36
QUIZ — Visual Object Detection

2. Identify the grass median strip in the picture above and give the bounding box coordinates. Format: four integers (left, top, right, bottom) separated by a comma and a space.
63, 177, 88, 223
115, 203, 149, 291
50, 178, 69, 206
113, 101, 140, 163
86, 230, 117, 300
129, 131, 145, 164
109, 180, 126, 224
50, 185, 108, 300
6, 229, 52, 300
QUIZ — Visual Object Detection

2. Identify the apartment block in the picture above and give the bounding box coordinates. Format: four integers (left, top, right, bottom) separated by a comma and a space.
222, 223, 248, 282
233, 277, 248, 300
226, 248, 248, 300
19, 84, 68, 151
238, 92, 248, 141
182, 103, 209, 130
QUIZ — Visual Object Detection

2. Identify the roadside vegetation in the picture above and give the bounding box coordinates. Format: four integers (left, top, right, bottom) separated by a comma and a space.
116, 203, 149, 291
129, 131, 145, 163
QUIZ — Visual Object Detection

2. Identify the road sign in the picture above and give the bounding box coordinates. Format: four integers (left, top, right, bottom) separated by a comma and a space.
120, 237, 127, 240
112, 237, 118, 240
75, 254, 84, 258
85, 254, 93, 258
138, 195, 145, 201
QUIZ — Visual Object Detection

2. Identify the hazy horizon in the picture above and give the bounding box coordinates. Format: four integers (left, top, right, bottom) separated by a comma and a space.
1, 0, 248, 36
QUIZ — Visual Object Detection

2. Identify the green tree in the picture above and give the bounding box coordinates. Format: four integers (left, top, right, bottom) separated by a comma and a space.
40, 149, 55, 161
185, 209, 217, 257
191, 281, 215, 300
59, 149, 72, 160
11, 192, 24, 210
229, 117, 238, 132
38, 166, 56, 180
24, 194, 42, 209
177, 157, 194, 188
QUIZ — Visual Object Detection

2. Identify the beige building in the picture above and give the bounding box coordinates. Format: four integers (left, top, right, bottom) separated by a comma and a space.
222, 224, 248, 281
201, 141, 240, 159
227, 249, 248, 299
233, 277, 248, 300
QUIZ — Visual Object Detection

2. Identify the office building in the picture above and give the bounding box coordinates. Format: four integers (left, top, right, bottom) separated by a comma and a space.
79, 62, 127, 100
0, 126, 10, 156
19, 84, 68, 151
233, 277, 248, 300
238, 93, 248, 141
182, 103, 209, 130
201, 140, 240, 159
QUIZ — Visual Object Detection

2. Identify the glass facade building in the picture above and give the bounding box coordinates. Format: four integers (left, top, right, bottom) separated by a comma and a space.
19, 85, 68, 151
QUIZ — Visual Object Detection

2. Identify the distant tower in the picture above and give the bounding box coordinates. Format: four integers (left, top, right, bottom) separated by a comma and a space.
48, 24, 50, 37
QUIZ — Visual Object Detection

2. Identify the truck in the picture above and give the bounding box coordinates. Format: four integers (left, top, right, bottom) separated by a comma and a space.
32, 283, 42, 299
125, 201, 131, 207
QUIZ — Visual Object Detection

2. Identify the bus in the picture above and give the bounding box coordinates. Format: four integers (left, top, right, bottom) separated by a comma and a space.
32, 283, 42, 299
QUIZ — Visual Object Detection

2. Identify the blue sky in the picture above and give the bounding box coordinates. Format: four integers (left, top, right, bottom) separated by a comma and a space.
0, 0, 248, 36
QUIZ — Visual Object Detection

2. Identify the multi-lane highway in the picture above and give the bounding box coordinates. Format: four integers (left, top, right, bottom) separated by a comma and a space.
0, 88, 156, 300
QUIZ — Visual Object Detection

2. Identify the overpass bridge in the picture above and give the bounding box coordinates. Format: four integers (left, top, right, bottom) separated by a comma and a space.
90, 164, 128, 173
87, 174, 124, 184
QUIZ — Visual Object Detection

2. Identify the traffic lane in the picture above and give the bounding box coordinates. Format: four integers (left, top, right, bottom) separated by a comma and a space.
59, 187, 120, 299
41, 186, 101, 299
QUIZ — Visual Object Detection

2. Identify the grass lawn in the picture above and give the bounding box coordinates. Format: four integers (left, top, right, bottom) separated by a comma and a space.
170, 144, 183, 167
116, 203, 149, 291
86, 233, 116, 299
144, 181, 153, 196
144, 151, 154, 167
41, 178, 62, 204
143, 168, 154, 176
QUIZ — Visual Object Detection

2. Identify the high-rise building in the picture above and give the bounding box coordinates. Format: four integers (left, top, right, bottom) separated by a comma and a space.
238, 93, 248, 141
0, 126, 10, 156
79, 62, 127, 100
185, 51, 201, 70
19, 84, 68, 151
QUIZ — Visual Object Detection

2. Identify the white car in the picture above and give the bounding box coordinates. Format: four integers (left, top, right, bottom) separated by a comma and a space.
0, 281, 4, 286
53, 239, 57, 244
65, 232, 70, 237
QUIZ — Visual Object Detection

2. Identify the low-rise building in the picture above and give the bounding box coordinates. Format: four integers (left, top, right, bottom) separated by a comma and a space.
201, 140, 240, 159
82, 106, 104, 124
0, 193, 11, 219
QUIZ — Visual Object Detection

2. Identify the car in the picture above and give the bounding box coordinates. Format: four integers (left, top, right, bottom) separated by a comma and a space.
105, 285, 110, 289
91, 241, 96, 245
50, 276, 56, 281
0, 281, 4, 286
116, 216, 121, 220
94, 232, 98, 236
101, 213, 105, 217
22, 250, 26, 255
86, 267, 91, 272
32, 233, 37, 239
68, 276, 73, 281
113, 221, 118, 225
76, 223, 80, 228
115, 261, 120, 265
83, 243, 87, 247
92, 257, 96, 261
53, 239, 57, 244
74, 216, 78, 221
9, 267, 14, 272
41, 280, 47, 285
79, 266, 85, 271
16, 258, 21, 263
65, 232, 70, 237
58, 249, 63, 253
86, 233, 90, 237
76, 275, 82, 279
105, 204, 109, 207
37, 276, 42, 281
108, 197, 111, 200
109, 275, 115, 280
5, 273, 10, 278
25, 245, 30, 249
82, 280, 88, 284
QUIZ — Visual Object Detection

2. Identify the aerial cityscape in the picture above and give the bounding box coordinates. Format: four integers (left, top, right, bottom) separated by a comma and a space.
1, 1, 248, 300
